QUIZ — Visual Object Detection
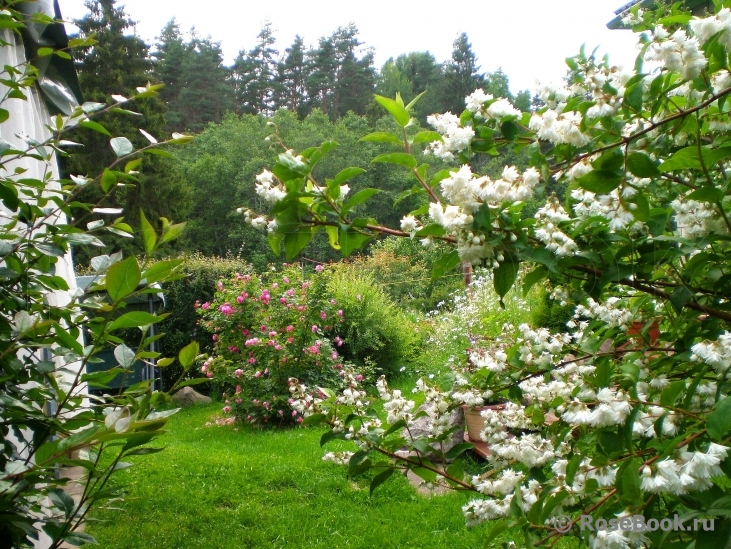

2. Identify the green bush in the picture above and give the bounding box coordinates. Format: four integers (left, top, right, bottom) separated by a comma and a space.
327, 265, 421, 376
153, 254, 254, 391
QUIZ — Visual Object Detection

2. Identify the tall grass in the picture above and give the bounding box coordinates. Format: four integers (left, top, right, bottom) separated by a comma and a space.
413, 269, 546, 378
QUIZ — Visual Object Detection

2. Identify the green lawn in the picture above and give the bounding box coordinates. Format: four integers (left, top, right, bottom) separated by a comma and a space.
87, 403, 505, 549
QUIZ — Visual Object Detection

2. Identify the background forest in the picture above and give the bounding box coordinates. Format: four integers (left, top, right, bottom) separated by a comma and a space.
66, 0, 535, 270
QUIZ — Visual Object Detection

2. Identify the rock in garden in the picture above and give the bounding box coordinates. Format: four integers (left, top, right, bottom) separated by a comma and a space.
171, 386, 212, 407
400, 405, 465, 462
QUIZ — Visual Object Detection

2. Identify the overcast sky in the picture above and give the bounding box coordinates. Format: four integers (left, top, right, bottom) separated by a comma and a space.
59, 0, 641, 94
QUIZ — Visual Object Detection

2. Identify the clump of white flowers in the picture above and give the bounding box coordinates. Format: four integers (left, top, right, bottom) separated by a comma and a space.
254, 169, 287, 203
425, 112, 475, 160
646, 26, 707, 80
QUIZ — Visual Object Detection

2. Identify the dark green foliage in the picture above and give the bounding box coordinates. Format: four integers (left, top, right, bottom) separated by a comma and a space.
274, 35, 308, 118
155, 255, 254, 391
67, 0, 192, 264
233, 21, 279, 115
440, 33, 485, 115
153, 19, 235, 132
176, 109, 422, 262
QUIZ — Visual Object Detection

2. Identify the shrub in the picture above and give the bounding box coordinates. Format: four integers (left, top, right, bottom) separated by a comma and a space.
150, 254, 254, 392
198, 264, 365, 425
327, 265, 421, 376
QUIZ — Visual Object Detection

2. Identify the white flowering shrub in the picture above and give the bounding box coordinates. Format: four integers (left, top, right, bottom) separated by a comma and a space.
243, 5, 731, 548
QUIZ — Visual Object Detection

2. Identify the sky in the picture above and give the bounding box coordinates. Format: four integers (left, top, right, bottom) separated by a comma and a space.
58, 0, 642, 94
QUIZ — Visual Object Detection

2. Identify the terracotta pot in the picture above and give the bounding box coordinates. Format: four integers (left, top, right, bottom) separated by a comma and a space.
462, 403, 507, 442
626, 319, 661, 346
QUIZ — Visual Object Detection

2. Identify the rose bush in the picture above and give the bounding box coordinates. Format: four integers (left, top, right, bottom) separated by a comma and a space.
239, 3, 731, 547
198, 263, 371, 425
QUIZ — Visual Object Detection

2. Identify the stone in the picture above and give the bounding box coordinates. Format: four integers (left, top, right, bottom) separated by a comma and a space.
171, 386, 212, 407
400, 405, 465, 462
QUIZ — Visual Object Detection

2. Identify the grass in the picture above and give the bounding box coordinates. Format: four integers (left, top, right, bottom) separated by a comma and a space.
87, 403, 512, 549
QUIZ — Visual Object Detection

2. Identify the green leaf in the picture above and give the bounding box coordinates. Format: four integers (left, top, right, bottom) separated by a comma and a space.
48, 489, 75, 519
414, 224, 446, 237
624, 82, 644, 112
627, 152, 660, 177
629, 192, 650, 222
37, 47, 54, 57
494, 255, 519, 300
79, 120, 111, 137
374, 95, 410, 127
369, 468, 395, 496
372, 153, 417, 169
687, 186, 725, 203
444, 442, 474, 460
139, 210, 156, 255
141, 259, 183, 285
339, 227, 371, 258
174, 378, 209, 388
566, 455, 582, 486
695, 519, 731, 549
483, 520, 509, 547
412, 131, 443, 144
707, 397, 731, 441
660, 380, 685, 407
283, 230, 314, 260
343, 189, 380, 211
431, 251, 461, 281
108, 311, 164, 332
577, 170, 623, 194
178, 341, 200, 369
106, 256, 140, 302
617, 458, 642, 506
301, 413, 326, 426
100, 168, 117, 193
523, 265, 548, 297
114, 343, 136, 368
160, 221, 186, 244
110, 137, 134, 157
360, 132, 403, 145
334, 167, 366, 185
669, 286, 693, 314
0, 109, 8, 123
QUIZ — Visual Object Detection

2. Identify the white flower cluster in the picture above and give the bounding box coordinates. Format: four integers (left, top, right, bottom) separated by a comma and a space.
640, 443, 729, 495
529, 109, 589, 147
690, 9, 731, 50
376, 375, 415, 425
571, 178, 649, 234
238, 208, 270, 231
517, 324, 573, 367
415, 378, 453, 438
670, 195, 725, 238
400, 214, 420, 235
254, 169, 287, 203
646, 26, 706, 81
468, 346, 507, 373
534, 198, 579, 256
691, 331, 731, 373
288, 378, 324, 417
322, 451, 354, 465
425, 112, 475, 161
575, 297, 634, 330
561, 387, 632, 428
465, 90, 521, 120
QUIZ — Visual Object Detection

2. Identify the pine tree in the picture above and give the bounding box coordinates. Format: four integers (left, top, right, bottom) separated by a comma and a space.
441, 33, 485, 114
305, 36, 337, 116
274, 35, 308, 117
153, 21, 235, 132
232, 21, 279, 115
67, 0, 191, 261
